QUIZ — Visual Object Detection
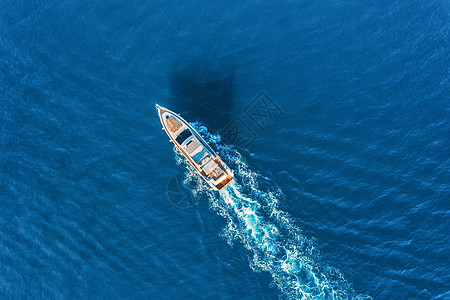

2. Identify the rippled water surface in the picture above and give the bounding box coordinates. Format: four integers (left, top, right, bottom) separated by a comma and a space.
1, 0, 449, 299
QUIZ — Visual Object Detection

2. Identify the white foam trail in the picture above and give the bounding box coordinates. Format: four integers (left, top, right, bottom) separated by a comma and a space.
175, 123, 371, 300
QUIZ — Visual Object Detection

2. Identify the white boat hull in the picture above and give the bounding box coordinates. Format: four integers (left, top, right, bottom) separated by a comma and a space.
156, 104, 234, 190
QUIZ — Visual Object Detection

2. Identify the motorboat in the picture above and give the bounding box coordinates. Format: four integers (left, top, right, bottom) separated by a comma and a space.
155, 104, 234, 190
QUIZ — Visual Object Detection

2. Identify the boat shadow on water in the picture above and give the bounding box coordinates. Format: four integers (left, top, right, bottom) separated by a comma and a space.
168, 60, 235, 132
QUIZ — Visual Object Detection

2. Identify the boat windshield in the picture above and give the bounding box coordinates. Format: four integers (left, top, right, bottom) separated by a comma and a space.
175, 129, 192, 144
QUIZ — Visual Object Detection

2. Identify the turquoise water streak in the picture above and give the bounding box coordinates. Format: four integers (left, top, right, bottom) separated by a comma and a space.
181, 124, 371, 299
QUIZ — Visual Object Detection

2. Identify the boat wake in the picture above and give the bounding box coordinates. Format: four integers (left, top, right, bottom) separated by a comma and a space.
174, 123, 371, 300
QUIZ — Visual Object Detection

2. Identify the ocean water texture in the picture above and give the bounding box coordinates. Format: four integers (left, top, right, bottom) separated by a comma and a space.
1, 0, 449, 299
179, 123, 372, 299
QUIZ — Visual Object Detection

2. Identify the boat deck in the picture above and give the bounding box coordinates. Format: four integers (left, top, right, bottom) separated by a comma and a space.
157, 104, 233, 190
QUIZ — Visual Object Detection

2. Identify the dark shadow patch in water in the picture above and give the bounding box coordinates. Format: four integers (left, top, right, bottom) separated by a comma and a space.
168, 59, 235, 131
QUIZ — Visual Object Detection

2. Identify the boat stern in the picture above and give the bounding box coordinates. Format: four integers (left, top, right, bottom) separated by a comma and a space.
216, 175, 233, 190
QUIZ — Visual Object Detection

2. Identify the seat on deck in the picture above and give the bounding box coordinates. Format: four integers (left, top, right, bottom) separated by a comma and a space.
209, 168, 224, 180
202, 159, 218, 175
185, 139, 201, 154
167, 117, 182, 132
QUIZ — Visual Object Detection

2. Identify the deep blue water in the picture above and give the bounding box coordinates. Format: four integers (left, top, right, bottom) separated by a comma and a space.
1, 0, 449, 299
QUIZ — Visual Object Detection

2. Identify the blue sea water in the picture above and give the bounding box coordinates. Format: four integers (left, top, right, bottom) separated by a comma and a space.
1, 0, 449, 299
